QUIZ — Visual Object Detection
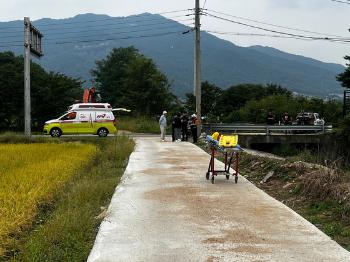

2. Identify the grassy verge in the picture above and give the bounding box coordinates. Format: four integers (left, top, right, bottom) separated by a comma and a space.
116, 116, 160, 134
0, 135, 134, 261
240, 153, 350, 251
198, 141, 350, 251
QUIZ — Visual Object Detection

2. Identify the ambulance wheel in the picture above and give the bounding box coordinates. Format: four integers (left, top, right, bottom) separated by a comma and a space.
206, 172, 210, 180
50, 128, 62, 138
226, 175, 230, 180
98, 128, 108, 137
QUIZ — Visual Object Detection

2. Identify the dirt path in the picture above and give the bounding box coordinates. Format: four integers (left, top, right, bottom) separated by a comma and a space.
88, 137, 350, 262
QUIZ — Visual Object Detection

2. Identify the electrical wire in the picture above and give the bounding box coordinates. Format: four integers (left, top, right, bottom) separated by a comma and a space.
204, 30, 350, 45
0, 30, 188, 48
47, 30, 187, 45
205, 9, 345, 38
331, 0, 350, 4
33, 9, 193, 27
0, 22, 192, 44
204, 12, 350, 43
0, 9, 193, 30
0, 18, 193, 44
43, 23, 191, 43
0, 13, 194, 35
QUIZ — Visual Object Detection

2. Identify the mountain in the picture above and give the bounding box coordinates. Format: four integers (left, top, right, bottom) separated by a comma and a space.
0, 13, 345, 97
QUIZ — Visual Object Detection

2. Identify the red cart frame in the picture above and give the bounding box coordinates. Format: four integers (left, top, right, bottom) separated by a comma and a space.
206, 145, 240, 184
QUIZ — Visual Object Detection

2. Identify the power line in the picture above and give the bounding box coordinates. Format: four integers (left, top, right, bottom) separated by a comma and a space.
331, 0, 350, 4
205, 30, 350, 45
205, 9, 345, 38
0, 9, 193, 30
0, 18, 193, 44
204, 12, 350, 43
0, 23, 192, 44
33, 9, 193, 27
43, 24, 192, 43
0, 30, 187, 48
0, 13, 193, 35
44, 18, 193, 38
48, 30, 187, 45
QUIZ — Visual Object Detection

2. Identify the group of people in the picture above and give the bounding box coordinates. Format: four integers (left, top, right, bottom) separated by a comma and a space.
159, 111, 199, 143
266, 111, 293, 125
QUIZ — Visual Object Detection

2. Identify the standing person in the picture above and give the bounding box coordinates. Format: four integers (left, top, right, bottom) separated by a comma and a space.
159, 111, 167, 142
266, 110, 275, 125
181, 114, 189, 141
173, 113, 182, 142
171, 114, 175, 142
190, 114, 198, 143
282, 112, 292, 125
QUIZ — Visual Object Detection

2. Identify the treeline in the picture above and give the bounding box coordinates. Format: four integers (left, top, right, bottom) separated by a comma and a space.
0, 48, 347, 132
184, 82, 343, 125
0, 48, 181, 131
0, 52, 81, 131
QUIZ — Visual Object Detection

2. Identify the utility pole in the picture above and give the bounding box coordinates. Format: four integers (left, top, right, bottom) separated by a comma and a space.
194, 0, 202, 137
24, 17, 31, 137
23, 17, 43, 137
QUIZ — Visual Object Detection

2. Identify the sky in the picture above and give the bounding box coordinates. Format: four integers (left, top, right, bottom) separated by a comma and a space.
0, 0, 349, 64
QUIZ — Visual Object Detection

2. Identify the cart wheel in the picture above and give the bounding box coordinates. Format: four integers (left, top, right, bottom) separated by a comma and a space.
206, 172, 210, 180
211, 176, 215, 184
226, 175, 230, 180
235, 175, 238, 184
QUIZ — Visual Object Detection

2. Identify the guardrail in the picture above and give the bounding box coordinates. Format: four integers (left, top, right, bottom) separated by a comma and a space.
202, 124, 333, 135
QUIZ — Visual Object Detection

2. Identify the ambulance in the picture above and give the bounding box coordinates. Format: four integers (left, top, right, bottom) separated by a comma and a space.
43, 103, 118, 137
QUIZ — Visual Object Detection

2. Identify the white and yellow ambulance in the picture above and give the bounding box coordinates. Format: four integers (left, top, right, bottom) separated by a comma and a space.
43, 103, 117, 137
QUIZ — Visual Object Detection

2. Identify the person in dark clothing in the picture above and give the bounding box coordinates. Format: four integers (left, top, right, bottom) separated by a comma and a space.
172, 113, 182, 141
190, 114, 198, 143
181, 114, 189, 141
266, 111, 275, 125
282, 112, 292, 125
171, 115, 175, 142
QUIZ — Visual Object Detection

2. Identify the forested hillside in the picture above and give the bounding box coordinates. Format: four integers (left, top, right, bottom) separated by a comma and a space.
0, 13, 344, 97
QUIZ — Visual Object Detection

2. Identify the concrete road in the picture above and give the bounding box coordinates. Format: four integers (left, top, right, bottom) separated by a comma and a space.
88, 137, 350, 262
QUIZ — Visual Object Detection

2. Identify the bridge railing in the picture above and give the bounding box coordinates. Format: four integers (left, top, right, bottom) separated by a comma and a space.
202, 124, 333, 135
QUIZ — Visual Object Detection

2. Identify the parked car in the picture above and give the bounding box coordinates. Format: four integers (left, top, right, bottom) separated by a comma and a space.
294, 112, 325, 126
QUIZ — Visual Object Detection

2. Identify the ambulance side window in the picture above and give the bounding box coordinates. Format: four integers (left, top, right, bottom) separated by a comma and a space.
60, 112, 77, 120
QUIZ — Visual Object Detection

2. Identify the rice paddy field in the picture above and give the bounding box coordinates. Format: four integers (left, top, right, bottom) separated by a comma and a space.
0, 143, 96, 256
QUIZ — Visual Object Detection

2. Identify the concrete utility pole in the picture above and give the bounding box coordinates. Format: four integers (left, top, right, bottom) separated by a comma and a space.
23, 17, 43, 137
24, 17, 31, 137
194, 0, 202, 137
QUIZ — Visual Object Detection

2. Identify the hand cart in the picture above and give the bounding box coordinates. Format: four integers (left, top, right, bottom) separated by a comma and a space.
205, 135, 242, 184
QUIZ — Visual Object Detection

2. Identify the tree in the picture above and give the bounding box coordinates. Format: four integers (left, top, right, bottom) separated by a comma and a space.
184, 81, 222, 119
92, 47, 175, 115
216, 83, 291, 121
0, 52, 82, 131
337, 56, 350, 88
